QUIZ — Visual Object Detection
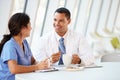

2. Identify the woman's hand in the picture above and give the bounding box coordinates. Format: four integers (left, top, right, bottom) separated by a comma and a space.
36, 59, 49, 70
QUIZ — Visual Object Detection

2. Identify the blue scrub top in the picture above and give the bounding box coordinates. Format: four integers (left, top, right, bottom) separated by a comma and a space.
0, 37, 33, 80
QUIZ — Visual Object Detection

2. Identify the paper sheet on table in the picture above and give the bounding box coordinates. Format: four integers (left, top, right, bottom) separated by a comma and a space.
35, 68, 59, 72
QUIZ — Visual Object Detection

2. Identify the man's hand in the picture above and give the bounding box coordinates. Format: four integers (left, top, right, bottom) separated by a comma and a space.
72, 54, 81, 64
51, 52, 61, 63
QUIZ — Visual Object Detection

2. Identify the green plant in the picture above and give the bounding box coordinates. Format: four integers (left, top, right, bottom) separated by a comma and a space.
111, 37, 120, 49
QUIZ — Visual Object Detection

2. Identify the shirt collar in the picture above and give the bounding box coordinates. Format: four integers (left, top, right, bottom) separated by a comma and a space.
54, 29, 69, 42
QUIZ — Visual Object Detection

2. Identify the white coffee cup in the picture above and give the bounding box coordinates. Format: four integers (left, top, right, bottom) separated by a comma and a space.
63, 54, 72, 67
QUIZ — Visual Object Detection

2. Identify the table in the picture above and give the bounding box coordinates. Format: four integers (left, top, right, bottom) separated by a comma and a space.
15, 62, 120, 80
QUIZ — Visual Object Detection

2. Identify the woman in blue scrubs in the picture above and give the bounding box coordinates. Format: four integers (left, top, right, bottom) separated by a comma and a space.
0, 13, 49, 80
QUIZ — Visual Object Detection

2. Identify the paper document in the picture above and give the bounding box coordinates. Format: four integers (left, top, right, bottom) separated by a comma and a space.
35, 68, 59, 72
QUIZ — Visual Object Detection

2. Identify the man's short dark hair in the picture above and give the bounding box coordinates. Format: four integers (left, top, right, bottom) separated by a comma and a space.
54, 7, 71, 20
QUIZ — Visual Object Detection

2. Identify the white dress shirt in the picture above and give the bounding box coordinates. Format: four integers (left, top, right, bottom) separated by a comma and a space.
32, 29, 95, 65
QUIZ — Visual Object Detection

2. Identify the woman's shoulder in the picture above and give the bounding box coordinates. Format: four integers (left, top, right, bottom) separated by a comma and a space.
3, 38, 16, 51
4, 38, 15, 46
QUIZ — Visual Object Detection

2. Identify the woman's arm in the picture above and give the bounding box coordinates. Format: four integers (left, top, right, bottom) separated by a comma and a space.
8, 59, 48, 74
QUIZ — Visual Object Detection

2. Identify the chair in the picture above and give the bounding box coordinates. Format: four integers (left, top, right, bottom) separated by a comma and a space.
101, 53, 120, 62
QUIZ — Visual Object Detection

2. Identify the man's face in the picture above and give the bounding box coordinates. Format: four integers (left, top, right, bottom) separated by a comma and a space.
53, 12, 71, 36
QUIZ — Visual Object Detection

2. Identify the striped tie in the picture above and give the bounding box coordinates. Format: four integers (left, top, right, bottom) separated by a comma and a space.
58, 38, 66, 65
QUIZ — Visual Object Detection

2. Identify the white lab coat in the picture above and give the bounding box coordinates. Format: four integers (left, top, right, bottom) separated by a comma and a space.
32, 29, 95, 66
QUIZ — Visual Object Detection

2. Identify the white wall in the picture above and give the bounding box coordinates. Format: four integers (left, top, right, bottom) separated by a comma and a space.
0, 0, 120, 53
0, 0, 12, 40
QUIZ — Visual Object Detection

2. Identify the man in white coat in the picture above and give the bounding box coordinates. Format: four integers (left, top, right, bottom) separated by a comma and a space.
33, 7, 95, 66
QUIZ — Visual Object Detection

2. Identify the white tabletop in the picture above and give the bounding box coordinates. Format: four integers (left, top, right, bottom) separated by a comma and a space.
15, 62, 120, 80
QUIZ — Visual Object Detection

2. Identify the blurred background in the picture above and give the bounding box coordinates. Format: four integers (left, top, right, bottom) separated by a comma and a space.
0, 0, 120, 60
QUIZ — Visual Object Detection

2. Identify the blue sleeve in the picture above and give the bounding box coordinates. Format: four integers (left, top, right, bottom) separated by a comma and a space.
1, 43, 17, 63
